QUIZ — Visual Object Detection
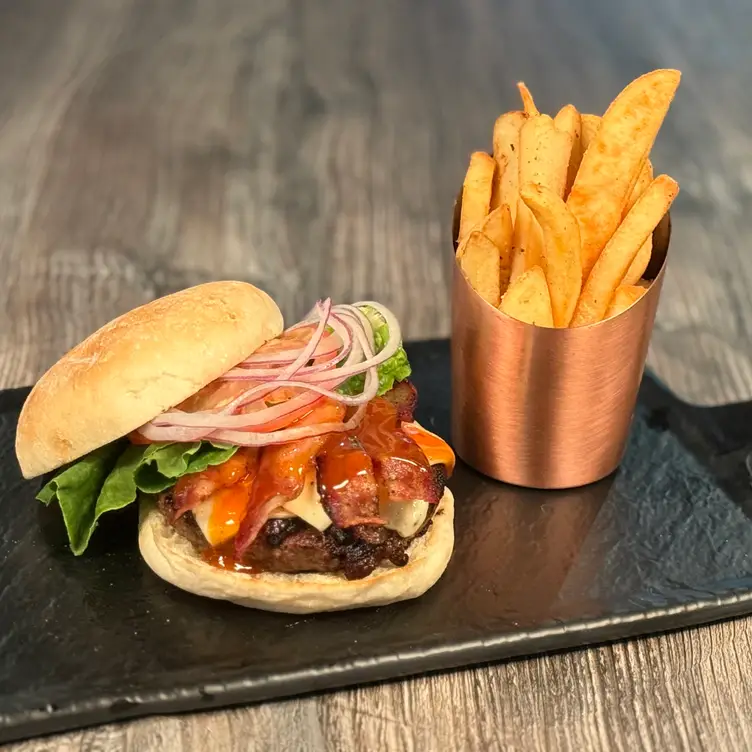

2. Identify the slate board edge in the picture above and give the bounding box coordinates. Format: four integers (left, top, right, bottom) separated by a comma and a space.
2, 588, 752, 745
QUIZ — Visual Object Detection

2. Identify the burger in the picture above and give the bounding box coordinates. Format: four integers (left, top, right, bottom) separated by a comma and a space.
15, 282, 455, 613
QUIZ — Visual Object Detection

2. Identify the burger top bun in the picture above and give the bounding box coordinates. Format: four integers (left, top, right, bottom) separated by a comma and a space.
16, 281, 283, 479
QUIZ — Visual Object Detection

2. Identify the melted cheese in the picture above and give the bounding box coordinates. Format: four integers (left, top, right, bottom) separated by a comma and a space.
277, 473, 332, 531
382, 499, 430, 538
194, 472, 332, 545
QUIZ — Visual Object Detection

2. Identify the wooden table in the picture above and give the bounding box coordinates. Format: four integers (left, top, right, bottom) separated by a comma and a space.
2, 1, 751, 749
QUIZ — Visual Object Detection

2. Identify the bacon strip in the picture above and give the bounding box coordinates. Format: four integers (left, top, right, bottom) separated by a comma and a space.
317, 435, 384, 528
234, 401, 346, 556
172, 449, 258, 519
382, 380, 418, 422
355, 397, 442, 505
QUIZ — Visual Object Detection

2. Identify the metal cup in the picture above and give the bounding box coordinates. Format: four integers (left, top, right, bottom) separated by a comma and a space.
450, 192, 671, 489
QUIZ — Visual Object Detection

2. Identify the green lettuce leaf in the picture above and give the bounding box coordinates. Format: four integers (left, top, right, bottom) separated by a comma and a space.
338, 305, 411, 396
37, 441, 238, 555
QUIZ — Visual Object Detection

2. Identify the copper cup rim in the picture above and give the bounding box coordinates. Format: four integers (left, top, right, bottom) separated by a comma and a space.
451, 189, 672, 332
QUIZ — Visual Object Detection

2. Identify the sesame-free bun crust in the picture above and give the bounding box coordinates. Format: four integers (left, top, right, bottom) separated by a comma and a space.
16, 281, 283, 479
138, 489, 455, 613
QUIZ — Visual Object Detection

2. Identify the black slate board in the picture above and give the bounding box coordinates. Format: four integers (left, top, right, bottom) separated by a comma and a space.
2, 339, 752, 743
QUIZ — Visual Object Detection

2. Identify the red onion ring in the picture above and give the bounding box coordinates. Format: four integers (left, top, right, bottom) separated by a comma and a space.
136, 298, 401, 445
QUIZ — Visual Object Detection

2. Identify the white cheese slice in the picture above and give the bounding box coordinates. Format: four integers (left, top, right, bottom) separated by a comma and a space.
280, 474, 332, 532
193, 472, 332, 545
381, 499, 430, 538
192, 499, 225, 546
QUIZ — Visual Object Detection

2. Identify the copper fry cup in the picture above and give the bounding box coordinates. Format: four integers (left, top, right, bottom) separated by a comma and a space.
451, 193, 671, 489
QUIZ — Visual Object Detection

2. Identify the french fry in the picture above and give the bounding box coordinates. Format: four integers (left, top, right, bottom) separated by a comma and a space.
580, 113, 601, 151
519, 115, 572, 199
571, 174, 679, 326
457, 230, 502, 306
490, 154, 507, 210
583, 113, 654, 212
511, 115, 573, 277
621, 159, 655, 284
459, 152, 496, 243
622, 236, 652, 285
567, 70, 681, 279
492, 111, 527, 225
554, 104, 583, 197
604, 285, 647, 320
517, 82, 539, 117
499, 265, 553, 327
476, 204, 514, 292
520, 182, 582, 327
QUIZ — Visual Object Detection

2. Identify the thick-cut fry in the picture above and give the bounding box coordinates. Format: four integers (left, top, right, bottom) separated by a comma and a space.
571, 174, 679, 326
476, 204, 514, 292
580, 114, 601, 151
622, 236, 652, 285
492, 111, 527, 225
490, 154, 507, 210
459, 152, 496, 243
604, 285, 647, 320
519, 115, 573, 199
457, 230, 502, 306
499, 265, 553, 327
583, 114, 653, 212
622, 159, 655, 284
554, 104, 583, 197
626, 160, 654, 215
519, 182, 582, 327
511, 115, 574, 277
567, 70, 681, 279
517, 82, 539, 117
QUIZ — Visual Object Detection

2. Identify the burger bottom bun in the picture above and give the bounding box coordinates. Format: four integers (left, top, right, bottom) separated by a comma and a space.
138, 489, 454, 613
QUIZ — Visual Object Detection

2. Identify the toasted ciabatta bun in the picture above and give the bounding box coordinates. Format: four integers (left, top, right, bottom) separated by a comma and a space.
16, 281, 283, 479
138, 489, 454, 613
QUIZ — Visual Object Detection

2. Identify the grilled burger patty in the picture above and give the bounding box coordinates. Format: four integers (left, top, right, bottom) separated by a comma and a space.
157, 464, 445, 580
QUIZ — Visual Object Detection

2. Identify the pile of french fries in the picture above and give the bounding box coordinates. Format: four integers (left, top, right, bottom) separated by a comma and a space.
456, 70, 681, 327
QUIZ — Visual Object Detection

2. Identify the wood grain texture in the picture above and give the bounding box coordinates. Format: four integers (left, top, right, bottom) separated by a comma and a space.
1, 0, 751, 750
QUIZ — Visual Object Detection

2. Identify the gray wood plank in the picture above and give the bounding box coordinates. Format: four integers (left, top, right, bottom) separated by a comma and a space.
1, 0, 751, 750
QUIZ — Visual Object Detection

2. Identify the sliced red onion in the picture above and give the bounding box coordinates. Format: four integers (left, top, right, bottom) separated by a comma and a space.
335, 304, 375, 352
277, 299, 331, 380
237, 333, 342, 367
302, 314, 398, 382
223, 317, 353, 381
152, 375, 374, 431
136, 299, 401, 446
209, 400, 369, 446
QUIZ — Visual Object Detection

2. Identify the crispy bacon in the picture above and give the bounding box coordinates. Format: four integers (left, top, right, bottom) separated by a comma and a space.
234, 401, 346, 556
172, 449, 258, 520
382, 380, 417, 422
355, 397, 442, 505
317, 435, 384, 528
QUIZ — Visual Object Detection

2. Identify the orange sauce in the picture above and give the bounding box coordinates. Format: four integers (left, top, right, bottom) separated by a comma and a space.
206, 481, 253, 545
401, 422, 455, 476
318, 434, 374, 495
